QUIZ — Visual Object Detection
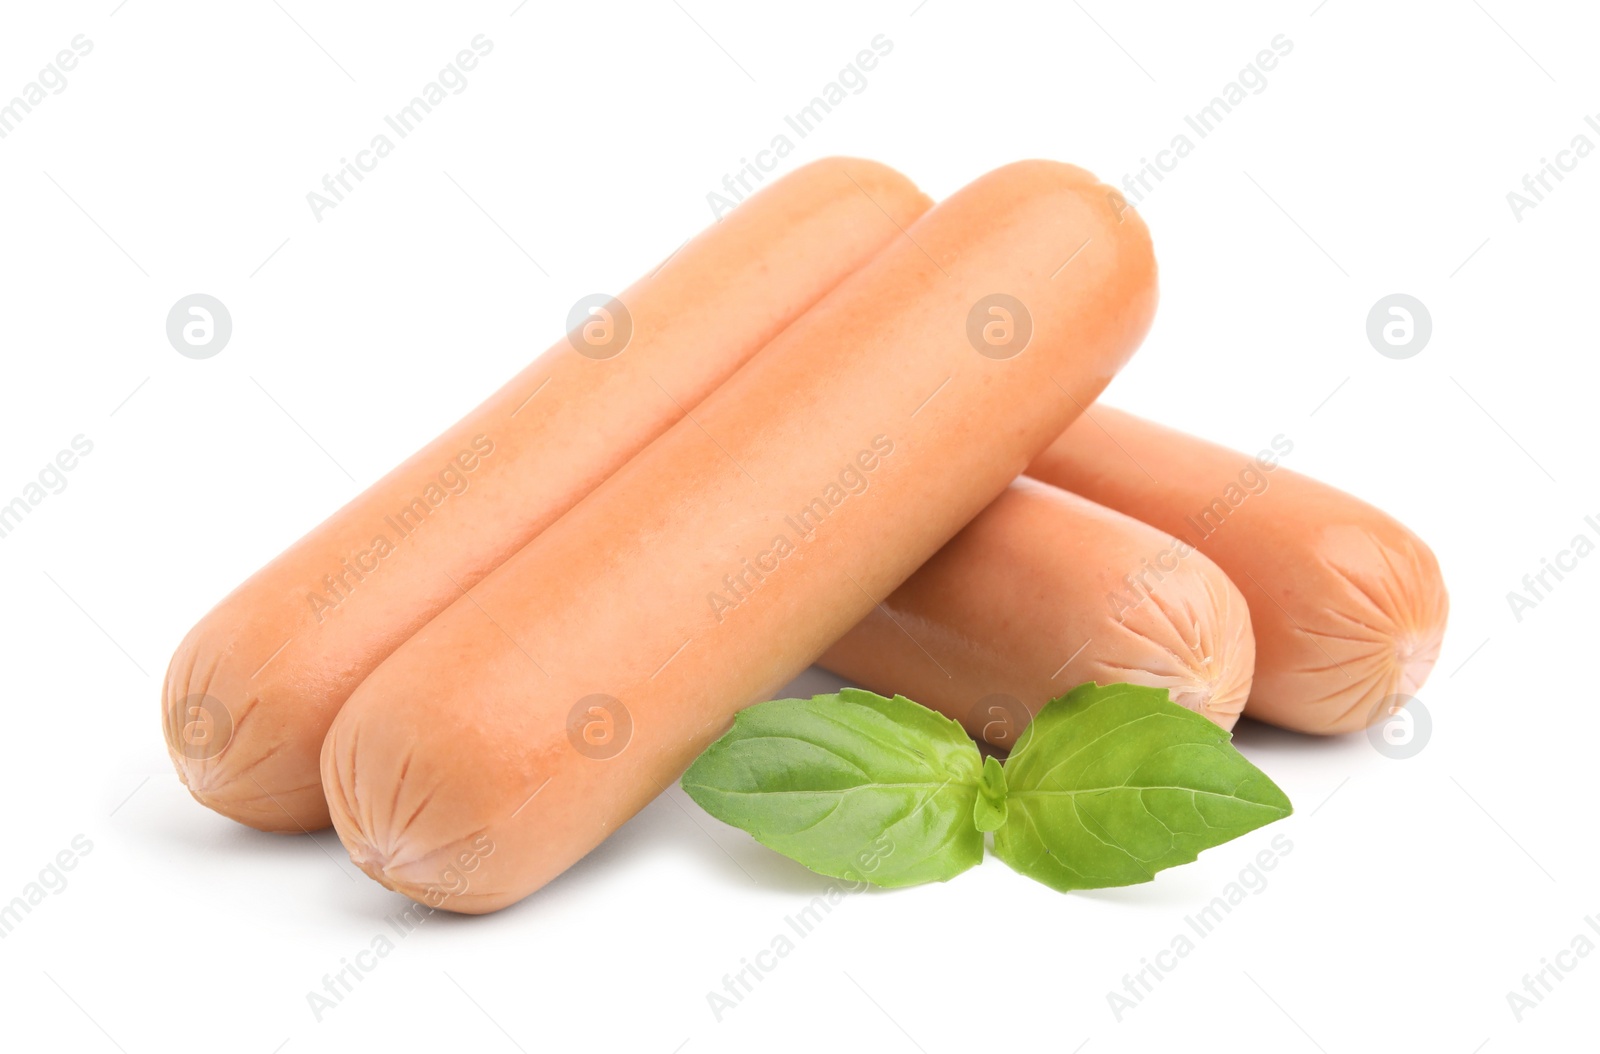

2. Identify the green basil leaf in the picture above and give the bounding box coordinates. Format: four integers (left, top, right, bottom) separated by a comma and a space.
973, 755, 1008, 833
681, 689, 984, 887
993, 682, 1293, 892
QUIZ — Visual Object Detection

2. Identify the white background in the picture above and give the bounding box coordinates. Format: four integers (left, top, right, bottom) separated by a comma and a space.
1, 1, 1594, 1051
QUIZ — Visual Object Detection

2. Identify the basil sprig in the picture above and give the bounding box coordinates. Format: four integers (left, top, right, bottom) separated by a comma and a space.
681, 682, 1292, 892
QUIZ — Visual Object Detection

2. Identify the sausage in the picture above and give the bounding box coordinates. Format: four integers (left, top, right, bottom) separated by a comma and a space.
162, 158, 933, 832
1028, 406, 1447, 733
818, 476, 1254, 745
321, 160, 1159, 912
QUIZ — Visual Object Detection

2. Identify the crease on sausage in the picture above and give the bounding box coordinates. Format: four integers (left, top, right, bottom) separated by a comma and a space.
820, 480, 1254, 744
1279, 524, 1448, 732
1029, 405, 1448, 736
1095, 562, 1255, 728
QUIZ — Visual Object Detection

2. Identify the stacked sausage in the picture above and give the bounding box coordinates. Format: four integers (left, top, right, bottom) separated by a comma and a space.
163, 158, 1446, 913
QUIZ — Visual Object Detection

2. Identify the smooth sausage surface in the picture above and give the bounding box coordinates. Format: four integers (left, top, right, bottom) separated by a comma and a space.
819, 476, 1254, 742
322, 160, 1159, 912
162, 158, 932, 831
1029, 406, 1447, 733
